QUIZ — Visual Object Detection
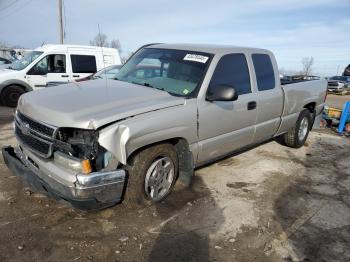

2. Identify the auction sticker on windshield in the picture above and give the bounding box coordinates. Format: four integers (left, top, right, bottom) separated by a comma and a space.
183, 54, 209, 63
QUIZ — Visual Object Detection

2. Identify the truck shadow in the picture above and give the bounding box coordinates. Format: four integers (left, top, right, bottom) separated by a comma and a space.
148, 175, 225, 262
273, 144, 350, 261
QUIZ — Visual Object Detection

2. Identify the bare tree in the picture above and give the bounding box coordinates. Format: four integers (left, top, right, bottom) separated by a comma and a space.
110, 39, 122, 53
121, 51, 134, 64
301, 57, 314, 76
89, 33, 109, 47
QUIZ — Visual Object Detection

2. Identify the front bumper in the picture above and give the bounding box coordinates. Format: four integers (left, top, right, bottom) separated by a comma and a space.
2, 146, 126, 210
327, 87, 343, 92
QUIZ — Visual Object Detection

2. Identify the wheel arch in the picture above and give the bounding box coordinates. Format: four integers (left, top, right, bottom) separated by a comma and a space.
303, 102, 316, 113
127, 137, 194, 187
303, 102, 316, 127
0, 79, 32, 97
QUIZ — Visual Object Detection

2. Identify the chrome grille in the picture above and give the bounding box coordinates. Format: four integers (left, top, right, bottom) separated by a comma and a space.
14, 112, 58, 158
17, 111, 55, 137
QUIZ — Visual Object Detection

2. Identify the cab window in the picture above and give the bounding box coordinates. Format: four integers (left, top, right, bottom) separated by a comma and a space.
252, 54, 275, 91
209, 53, 251, 95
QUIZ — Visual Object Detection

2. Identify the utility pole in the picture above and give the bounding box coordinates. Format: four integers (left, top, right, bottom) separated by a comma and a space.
58, 0, 64, 44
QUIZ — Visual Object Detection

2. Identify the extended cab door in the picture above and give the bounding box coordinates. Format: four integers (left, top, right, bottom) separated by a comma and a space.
26, 54, 70, 89
68, 52, 98, 81
197, 53, 258, 164
250, 53, 284, 143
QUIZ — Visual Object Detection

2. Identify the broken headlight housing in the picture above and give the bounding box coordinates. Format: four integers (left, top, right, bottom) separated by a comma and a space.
53, 128, 118, 173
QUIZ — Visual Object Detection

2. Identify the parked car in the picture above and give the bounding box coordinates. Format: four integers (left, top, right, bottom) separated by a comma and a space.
77, 65, 166, 82
93, 64, 122, 79
343, 64, 350, 76
2, 43, 327, 210
76, 64, 122, 82
327, 76, 350, 94
0, 57, 14, 69
0, 44, 121, 107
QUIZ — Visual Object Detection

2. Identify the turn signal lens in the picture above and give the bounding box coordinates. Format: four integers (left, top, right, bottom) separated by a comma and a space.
82, 159, 92, 174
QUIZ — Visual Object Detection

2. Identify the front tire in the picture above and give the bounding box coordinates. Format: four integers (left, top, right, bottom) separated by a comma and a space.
124, 143, 178, 206
0, 85, 25, 107
283, 109, 312, 148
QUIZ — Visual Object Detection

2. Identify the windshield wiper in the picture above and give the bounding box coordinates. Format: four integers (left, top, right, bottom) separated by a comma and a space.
130, 81, 185, 97
132, 81, 165, 91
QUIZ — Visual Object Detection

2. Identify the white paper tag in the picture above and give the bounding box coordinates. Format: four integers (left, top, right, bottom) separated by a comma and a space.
183, 54, 209, 63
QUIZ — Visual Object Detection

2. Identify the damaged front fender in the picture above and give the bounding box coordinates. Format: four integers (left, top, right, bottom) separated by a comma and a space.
98, 124, 130, 165
98, 99, 198, 167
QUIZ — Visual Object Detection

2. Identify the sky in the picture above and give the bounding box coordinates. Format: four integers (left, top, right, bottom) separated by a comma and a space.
0, 0, 349, 76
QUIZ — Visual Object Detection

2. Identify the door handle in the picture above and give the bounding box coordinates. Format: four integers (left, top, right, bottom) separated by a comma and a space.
61, 74, 69, 77
73, 75, 80, 77
247, 101, 257, 110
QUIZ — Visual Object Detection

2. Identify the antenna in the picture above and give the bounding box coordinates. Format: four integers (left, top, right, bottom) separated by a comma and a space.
98, 24, 108, 89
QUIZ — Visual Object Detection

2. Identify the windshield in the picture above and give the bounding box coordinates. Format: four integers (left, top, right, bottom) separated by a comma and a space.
115, 48, 212, 97
330, 76, 348, 82
10, 51, 43, 70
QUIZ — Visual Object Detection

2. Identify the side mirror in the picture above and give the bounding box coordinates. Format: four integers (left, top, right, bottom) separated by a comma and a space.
206, 84, 238, 102
27, 66, 47, 76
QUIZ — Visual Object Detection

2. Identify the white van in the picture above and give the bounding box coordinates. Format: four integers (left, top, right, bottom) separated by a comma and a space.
0, 44, 121, 107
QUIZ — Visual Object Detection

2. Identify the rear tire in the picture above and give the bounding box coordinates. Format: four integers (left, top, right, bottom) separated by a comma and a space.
124, 143, 178, 207
283, 109, 312, 148
0, 85, 25, 107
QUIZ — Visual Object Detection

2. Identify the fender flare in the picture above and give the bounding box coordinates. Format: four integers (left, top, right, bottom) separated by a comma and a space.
0, 79, 33, 95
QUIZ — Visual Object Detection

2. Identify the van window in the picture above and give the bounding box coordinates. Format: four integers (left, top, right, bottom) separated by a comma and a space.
252, 54, 275, 91
209, 53, 251, 95
70, 55, 97, 73
28, 54, 66, 75
49, 54, 66, 73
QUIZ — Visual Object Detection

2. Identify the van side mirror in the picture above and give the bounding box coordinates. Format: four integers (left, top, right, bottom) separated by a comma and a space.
27, 66, 47, 76
206, 85, 238, 101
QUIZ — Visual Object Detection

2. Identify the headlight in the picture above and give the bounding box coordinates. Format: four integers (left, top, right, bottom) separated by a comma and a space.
54, 151, 92, 174
55, 128, 98, 159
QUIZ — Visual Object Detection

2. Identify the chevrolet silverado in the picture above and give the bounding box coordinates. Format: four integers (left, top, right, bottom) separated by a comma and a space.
2, 44, 327, 210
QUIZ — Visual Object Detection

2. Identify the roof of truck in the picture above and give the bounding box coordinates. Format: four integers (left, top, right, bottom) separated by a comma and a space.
147, 43, 271, 55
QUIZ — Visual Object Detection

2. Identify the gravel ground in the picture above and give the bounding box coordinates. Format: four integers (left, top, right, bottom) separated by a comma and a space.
0, 102, 349, 262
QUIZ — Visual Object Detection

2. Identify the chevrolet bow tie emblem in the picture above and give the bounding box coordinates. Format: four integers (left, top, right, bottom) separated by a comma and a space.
21, 122, 31, 135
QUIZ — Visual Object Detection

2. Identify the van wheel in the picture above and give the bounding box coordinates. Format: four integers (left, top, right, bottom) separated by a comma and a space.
283, 109, 312, 148
124, 143, 178, 206
0, 85, 25, 107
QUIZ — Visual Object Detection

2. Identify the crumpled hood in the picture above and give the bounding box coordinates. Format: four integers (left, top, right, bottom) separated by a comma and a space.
17, 79, 185, 129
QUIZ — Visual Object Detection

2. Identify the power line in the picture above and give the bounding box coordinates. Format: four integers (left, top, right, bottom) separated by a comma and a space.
0, 0, 19, 13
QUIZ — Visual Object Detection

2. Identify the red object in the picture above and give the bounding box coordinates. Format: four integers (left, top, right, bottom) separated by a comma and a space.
345, 123, 350, 133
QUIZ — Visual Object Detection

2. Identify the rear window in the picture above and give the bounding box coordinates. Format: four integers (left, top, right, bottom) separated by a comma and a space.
252, 54, 275, 91
70, 55, 97, 73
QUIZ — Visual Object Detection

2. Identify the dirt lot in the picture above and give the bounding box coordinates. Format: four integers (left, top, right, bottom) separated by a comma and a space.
0, 101, 349, 262
326, 94, 350, 109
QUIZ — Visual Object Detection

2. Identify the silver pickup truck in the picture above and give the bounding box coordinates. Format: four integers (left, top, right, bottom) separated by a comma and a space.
2, 44, 327, 210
